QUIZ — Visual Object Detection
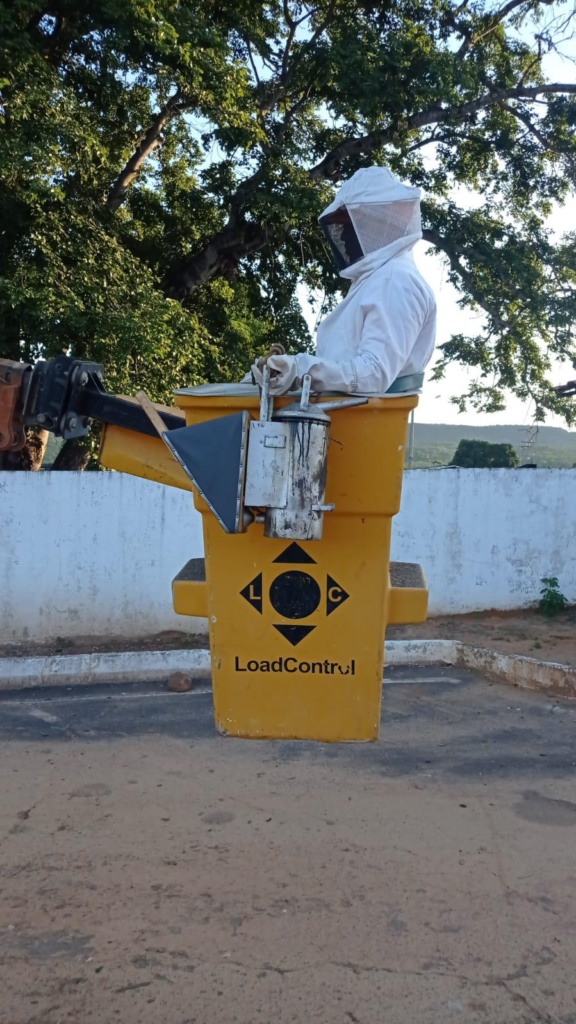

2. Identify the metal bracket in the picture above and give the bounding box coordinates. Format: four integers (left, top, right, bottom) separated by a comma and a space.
24, 356, 105, 439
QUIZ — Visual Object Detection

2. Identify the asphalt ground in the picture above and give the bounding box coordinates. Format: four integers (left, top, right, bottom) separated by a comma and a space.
0, 666, 574, 781
0, 666, 575, 1023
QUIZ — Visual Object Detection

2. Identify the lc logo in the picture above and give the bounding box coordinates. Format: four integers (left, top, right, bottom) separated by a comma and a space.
239, 542, 349, 646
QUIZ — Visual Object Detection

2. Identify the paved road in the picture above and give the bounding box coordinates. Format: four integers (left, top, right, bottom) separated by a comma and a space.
1, 665, 574, 780
0, 667, 575, 1023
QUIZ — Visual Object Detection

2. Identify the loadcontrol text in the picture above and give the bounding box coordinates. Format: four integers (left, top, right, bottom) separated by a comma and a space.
234, 656, 356, 675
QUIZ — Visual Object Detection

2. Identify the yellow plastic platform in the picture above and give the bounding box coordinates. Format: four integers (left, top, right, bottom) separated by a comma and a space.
101, 385, 428, 741
178, 387, 426, 741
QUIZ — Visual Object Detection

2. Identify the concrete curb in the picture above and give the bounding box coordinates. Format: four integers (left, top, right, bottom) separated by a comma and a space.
0, 640, 574, 700
0, 649, 212, 690
453, 642, 576, 701
386, 639, 576, 700
385, 639, 457, 665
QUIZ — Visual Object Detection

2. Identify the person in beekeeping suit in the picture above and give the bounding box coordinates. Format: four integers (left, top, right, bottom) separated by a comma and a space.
252, 166, 436, 395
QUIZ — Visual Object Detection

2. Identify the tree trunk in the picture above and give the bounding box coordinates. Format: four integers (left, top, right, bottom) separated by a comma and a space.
0, 430, 49, 471
51, 437, 91, 471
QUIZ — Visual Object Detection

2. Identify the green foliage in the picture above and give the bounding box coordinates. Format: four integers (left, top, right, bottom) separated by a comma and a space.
451, 438, 519, 467
0, 0, 575, 416
539, 576, 568, 616
0, 0, 296, 403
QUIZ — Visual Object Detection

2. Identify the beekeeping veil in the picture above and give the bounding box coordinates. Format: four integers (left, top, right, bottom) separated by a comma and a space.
319, 167, 422, 275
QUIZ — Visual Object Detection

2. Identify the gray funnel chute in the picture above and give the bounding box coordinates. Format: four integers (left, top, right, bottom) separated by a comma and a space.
164, 412, 249, 533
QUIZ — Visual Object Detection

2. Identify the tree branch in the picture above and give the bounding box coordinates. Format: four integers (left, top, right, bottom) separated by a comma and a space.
259, 3, 335, 116
245, 39, 261, 86
281, 0, 299, 82
519, 50, 544, 87
456, 0, 542, 58
405, 127, 450, 153
163, 75, 576, 300
501, 103, 550, 149
277, 69, 320, 135
310, 83, 576, 178
163, 219, 277, 299
161, 149, 280, 297
106, 90, 184, 213
304, 1, 336, 51
422, 226, 508, 332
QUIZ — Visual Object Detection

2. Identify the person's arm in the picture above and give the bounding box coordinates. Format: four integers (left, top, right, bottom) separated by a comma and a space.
259, 275, 431, 394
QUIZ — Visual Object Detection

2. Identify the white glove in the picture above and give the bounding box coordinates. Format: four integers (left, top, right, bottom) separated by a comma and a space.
267, 354, 299, 395
250, 354, 299, 395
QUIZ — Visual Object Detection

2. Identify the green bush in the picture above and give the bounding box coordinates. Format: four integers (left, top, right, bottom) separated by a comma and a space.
538, 577, 568, 617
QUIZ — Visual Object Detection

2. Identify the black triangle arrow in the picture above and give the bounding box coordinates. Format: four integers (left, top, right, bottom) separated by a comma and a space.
273, 542, 317, 565
273, 623, 316, 646
326, 575, 349, 615
240, 573, 263, 613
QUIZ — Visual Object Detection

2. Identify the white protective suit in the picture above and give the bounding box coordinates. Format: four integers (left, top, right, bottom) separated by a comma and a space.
255, 166, 436, 395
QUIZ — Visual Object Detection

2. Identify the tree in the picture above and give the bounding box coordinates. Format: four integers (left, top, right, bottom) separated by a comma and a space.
451, 438, 520, 467
1, 0, 576, 468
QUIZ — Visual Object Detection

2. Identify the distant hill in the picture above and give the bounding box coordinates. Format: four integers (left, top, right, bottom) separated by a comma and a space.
409, 423, 576, 469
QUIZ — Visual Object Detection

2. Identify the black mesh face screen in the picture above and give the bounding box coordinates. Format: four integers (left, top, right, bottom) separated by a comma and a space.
319, 209, 364, 270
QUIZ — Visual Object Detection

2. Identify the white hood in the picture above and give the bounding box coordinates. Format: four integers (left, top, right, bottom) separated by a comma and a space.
319, 167, 422, 282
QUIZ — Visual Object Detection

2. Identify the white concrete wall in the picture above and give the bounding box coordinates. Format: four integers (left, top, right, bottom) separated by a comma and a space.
0, 472, 204, 644
392, 469, 576, 614
1, 468, 575, 643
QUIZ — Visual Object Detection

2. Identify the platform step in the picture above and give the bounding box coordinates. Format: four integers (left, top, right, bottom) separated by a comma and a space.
388, 561, 428, 625
172, 558, 208, 617
174, 558, 206, 583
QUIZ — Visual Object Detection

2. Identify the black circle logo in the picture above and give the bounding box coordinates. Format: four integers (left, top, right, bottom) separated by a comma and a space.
269, 571, 321, 619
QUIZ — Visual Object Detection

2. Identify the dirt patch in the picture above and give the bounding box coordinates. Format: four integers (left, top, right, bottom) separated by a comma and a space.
388, 606, 576, 666
1, 608, 575, 667
1, 684, 576, 1024
0, 629, 209, 660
